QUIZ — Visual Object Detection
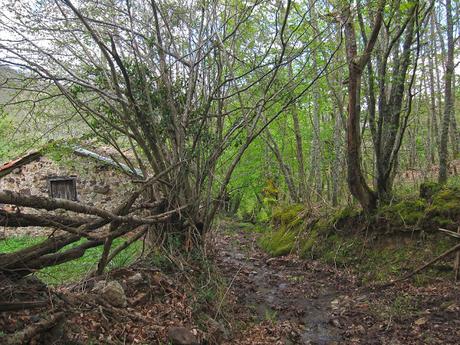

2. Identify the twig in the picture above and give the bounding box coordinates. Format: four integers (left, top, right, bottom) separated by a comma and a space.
214, 264, 243, 319
378, 242, 460, 288
438, 227, 460, 239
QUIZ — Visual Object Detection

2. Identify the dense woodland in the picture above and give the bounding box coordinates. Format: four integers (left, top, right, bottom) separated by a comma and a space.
1, 0, 460, 344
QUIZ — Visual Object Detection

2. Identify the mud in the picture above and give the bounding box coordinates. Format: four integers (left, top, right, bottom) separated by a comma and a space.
215, 227, 346, 344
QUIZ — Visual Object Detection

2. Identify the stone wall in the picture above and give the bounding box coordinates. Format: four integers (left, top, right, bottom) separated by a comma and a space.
0, 153, 136, 237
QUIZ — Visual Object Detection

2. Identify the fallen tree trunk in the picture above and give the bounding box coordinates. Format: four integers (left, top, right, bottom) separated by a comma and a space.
0, 190, 178, 226
0, 210, 95, 228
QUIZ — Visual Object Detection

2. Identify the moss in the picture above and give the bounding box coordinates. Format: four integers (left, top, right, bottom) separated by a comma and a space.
299, 229, 319, 256
318, 234, 363, 266
259, 204, 306, 256
420, 182, 442, 200
259, 228, 300, 256
260, 194, 460, 284
266, 206, 361, 259
42, 142, 74, 162
379, 199, 427, 227
423, 188, 460, 228
262, 179, 279, 199
331, 205, 361, 225
271, 204, 304, 228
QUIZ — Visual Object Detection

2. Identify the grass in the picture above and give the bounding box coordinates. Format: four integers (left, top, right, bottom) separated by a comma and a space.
0, 236, 142, 285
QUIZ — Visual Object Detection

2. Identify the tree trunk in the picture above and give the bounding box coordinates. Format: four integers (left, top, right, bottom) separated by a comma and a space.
341, 2, 384, 212
439, 0, 454, 184
309, 0, 322, 200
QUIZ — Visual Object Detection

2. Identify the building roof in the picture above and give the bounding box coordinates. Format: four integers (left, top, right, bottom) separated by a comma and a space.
0, 151, 42, 178
0, 146, 144, 179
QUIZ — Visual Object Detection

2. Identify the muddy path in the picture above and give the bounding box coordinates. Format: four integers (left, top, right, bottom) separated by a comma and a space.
214, 223, 352, 344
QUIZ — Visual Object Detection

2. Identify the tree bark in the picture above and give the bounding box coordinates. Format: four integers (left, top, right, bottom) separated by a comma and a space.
341, 1, 385, 212
439, 0, 454, 184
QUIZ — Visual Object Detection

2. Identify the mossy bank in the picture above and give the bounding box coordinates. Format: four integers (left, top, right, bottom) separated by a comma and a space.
257, 184, 460, 284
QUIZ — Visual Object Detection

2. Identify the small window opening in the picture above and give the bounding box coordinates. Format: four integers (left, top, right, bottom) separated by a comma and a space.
48, 176, 77, 201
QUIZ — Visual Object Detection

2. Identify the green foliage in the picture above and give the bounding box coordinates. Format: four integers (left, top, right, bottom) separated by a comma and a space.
0, 115, 34, 162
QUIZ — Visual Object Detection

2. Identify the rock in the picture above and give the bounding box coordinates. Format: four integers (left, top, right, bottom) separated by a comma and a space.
414, 317, 428, 326
205, 318, 229, 343
329, 318, 342, 328
129, 292, 148, 306
92, 279, 107, 292
356, 325, 365, 334
167, 326, 199, 345
127, 272, 143, 285
330, 298, 340, 310
94, 185, 110, 194
100, 280, 127, 307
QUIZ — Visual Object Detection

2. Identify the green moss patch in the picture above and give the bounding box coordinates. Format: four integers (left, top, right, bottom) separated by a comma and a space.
271, 204, 304, 227
259, 227, 301, 256
259, 188, 460, 284
378, 198, 427, 228
260, 204, 362, 258
423, 188, 460, 228
420, 182, 442, 200
259, 204, 305, 256
300, 230, 456, 285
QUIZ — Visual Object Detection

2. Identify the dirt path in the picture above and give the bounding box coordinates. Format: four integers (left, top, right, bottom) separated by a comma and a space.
213, 222, 460, 345
214, 224, 350, 344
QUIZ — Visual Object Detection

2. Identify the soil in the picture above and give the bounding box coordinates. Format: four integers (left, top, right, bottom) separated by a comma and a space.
214, 225, 347, 345
214, 222, 460, 345
2, 220, 460, 344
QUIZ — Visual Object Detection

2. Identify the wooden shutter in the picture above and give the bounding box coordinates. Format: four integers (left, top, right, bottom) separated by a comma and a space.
48, 177, 77, 201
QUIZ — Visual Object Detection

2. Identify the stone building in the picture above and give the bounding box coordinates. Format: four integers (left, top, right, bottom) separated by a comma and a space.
0, 146, 143, 237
